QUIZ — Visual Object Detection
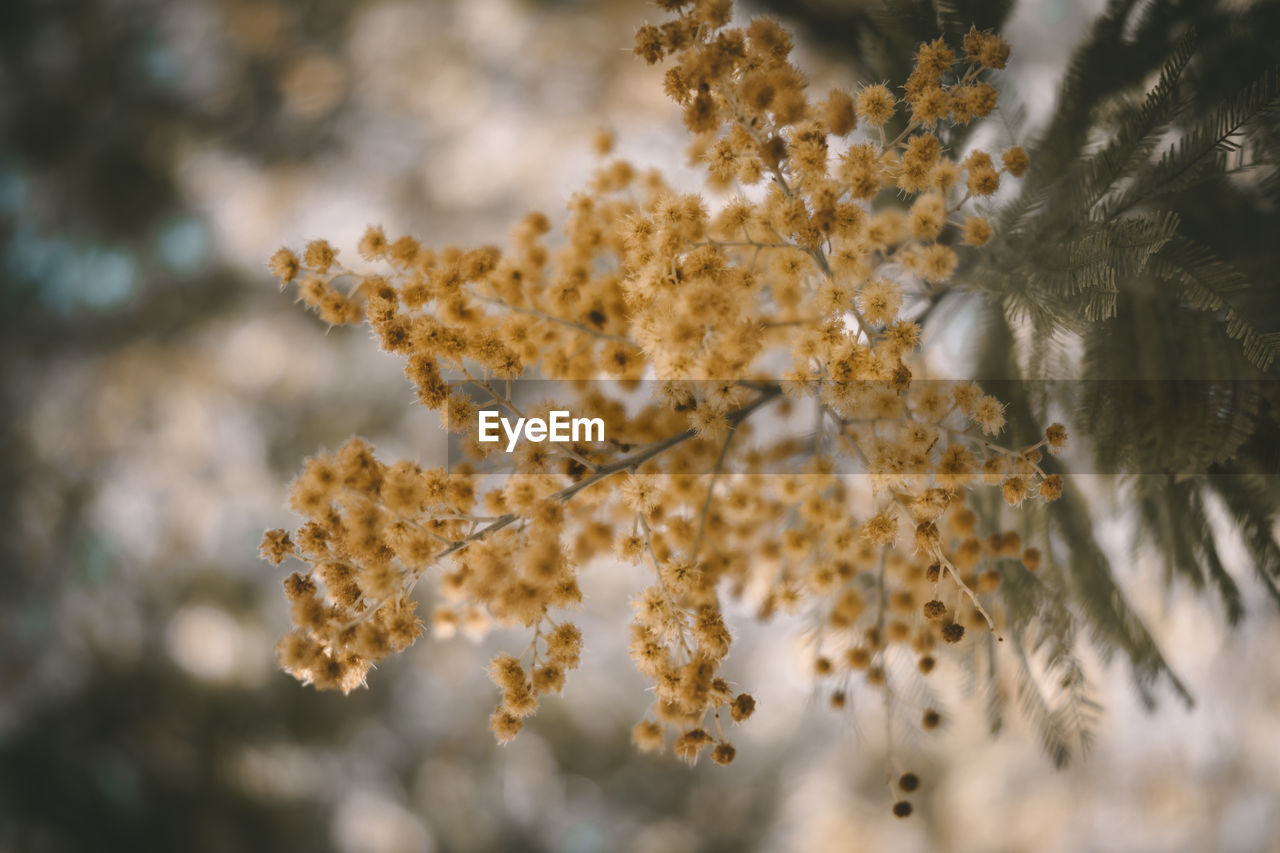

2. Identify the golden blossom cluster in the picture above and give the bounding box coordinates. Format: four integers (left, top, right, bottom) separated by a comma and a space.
259, 0, 1061, 798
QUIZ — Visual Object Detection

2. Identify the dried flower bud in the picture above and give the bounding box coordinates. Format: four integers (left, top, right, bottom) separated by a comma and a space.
1039, 474, 1064, 502
856, 84, 896, 127
1002, 476, 1030, 506
711, 741, 737, 765
632, 719, 664, 752
489, 706, 523, 744
1002, 145, 1030, 177
259, 529, 294, 565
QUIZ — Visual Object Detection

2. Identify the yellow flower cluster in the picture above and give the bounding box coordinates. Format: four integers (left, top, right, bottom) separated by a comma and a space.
260, 0, 1061, 785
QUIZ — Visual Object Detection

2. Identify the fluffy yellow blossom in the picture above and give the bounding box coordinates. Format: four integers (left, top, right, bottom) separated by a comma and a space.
258, 1, 1057, 795
856, 84, 896, 127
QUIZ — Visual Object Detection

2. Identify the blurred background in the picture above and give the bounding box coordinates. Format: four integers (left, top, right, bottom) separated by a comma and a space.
2, 0, 1278, 851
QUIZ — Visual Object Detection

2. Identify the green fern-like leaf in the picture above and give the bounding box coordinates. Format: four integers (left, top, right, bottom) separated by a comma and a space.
1151, 238, 1280, 370
1104, 67, 1280, 219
